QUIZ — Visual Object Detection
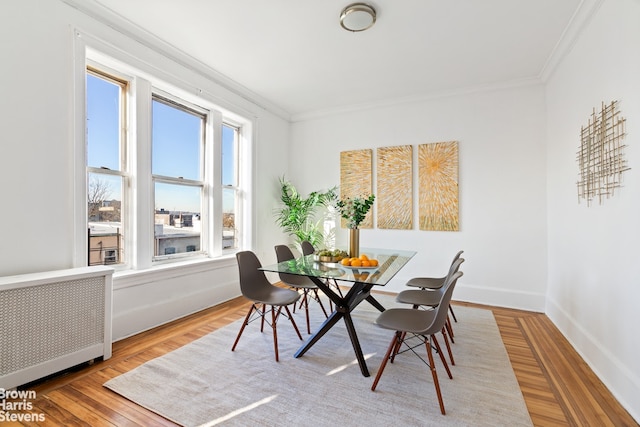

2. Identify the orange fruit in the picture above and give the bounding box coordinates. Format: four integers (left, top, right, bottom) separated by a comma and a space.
350, 259, 362, 267
361, 260, 371, 267
341, 258, 351, 266
369, 259, 379, 267
359, 254, 369, 261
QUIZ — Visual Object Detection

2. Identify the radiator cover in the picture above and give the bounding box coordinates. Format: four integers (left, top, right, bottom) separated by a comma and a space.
0, 266, 113, 389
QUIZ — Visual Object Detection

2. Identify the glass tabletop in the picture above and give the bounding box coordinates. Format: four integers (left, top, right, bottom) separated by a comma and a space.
260, 247, 416, 286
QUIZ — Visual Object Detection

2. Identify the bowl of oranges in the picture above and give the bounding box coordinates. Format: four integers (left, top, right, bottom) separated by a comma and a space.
340, 253, 379, 269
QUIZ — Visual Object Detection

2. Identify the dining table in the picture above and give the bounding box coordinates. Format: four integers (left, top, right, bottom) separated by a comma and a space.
260, 247, 416, 377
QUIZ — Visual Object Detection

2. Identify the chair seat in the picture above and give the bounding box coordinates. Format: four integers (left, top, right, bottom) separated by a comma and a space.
375, 308, 437, 335
248, 286, 301, 306
286, 278, 318, 290
396, 288, 441, 306
405, 251, 464, 290
405, 276, 446, 289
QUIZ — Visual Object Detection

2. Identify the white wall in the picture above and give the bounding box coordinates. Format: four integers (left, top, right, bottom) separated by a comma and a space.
545, 0, 640, 420
290, 84, 548, 312
2, 0, 637, 420
0, 0, 289, 340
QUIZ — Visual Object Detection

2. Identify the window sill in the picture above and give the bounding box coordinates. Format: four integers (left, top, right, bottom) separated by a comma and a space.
113, 254, 238, 290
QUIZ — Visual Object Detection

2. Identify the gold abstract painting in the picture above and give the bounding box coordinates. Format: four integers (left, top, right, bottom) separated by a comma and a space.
377, 145, 413, 229
340, 149, 373, 229
419, 141, 459, 231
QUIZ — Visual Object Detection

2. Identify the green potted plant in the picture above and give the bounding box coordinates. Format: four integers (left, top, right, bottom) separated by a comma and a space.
335, 194, 375, 257
274, 176, 337, 251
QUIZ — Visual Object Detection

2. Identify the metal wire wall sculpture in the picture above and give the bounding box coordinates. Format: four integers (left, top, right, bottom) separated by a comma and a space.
576, 101, 629, 206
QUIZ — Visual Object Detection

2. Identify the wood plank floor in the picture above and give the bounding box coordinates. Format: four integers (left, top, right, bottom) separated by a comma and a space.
4, 293, 637, 426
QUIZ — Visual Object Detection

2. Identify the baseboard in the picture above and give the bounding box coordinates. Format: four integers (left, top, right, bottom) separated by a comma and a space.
453, 283, 546, 312
345, 281, 545, 312
546, 297, 640, 423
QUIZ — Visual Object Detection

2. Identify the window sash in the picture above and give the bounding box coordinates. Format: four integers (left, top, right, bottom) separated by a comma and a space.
151, 94, 207, 261
151, 95, 206, 182
221, 123, 240, 251
86, 69, 128, 267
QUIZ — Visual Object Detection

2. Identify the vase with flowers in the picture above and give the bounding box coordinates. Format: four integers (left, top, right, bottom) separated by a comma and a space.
335, 194, 375, 257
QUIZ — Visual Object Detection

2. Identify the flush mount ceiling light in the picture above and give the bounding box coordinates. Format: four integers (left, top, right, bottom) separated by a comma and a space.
340, 3, 377, 32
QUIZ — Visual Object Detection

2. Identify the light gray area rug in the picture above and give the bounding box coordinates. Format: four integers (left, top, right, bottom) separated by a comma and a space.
104, 294, 533, 426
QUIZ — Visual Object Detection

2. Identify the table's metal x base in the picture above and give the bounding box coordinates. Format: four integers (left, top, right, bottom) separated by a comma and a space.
293, 276, 386, 377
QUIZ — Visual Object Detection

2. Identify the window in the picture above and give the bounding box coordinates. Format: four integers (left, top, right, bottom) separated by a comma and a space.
86, 69, 126, 266
152, 96, 205, 260
222, 124, 240, 250
81, 55, 250, 270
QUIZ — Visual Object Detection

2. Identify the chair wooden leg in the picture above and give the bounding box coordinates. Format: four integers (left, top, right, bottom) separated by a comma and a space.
390, 331, 406, 363
327, 279, 344, 312
300, 288, 329, 335
371, 332, 400, 391
272, 305, 280, 361
426, 336, 446, 415
441, 326, 455, 366
431, 334, 452, 379
446, 315, 455, 343
283, 305, 303, 340
313, 289, 329, 318
231, 304, 255, 352
297, 290, 306, 311
335, 280, 344, 297
302, 289, 311, 334
260, 304, 266, 332
266, 304, 303, 362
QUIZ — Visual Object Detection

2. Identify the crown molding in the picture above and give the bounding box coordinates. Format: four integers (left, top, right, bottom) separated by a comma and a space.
60, 0, 292, 121
290, 77, 543, 123
539, 0, 605, 82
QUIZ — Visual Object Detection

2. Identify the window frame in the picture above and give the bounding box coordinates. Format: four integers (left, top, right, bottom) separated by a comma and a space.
221, 122, 241, 251
86, 67, 129, 268
73, 31, 253, 273
150, 93, 207, 262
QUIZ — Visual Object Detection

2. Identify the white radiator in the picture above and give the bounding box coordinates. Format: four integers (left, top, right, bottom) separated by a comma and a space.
0, 266, 113, 389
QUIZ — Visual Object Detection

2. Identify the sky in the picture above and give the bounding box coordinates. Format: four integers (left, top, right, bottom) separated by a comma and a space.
87, 73, 235, 215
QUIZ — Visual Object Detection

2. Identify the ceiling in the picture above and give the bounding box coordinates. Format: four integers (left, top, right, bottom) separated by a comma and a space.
80, 0, 585, 120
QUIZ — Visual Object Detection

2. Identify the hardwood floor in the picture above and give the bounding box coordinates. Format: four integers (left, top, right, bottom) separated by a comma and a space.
5, 293, 637, 426
465, 302, 637, 427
